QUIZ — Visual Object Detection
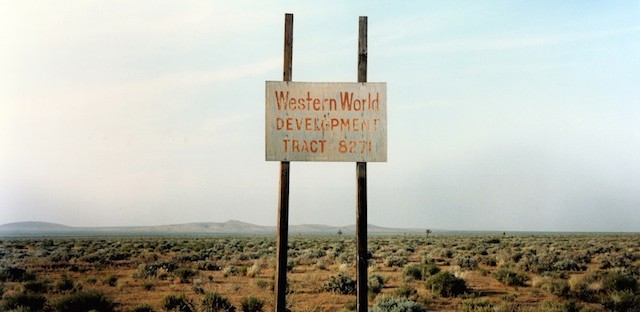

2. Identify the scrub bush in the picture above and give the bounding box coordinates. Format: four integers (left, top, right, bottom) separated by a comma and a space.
1, 293, 47, 311
552, 259, 584, 271
424, 271, 467, 297
403, 264, 424, 281
368, 274, 386, 295
570, 268, 638, 303
601, 269, 637, 293
323, 273, 356, 295
161, 294, 195, 312
240, 296, 264, 312
393, 284, 418, 301
458, 298, 494, 312
370, 296, 426, 312
602, 290, 639, 312
456, 256, 478, 270
385, 256, 408, 268
494, 268, 529, 286
174, 267, 196, 283
0, 266, 35, 282
53, 290, 115, 312
423, 263, 441, 277
201, 292, 236, 312
539, 279, 570, 297
23, 280, 49, 293
133, 304, 156, 312
55, 274, 77, 292
105, 274, 118, 287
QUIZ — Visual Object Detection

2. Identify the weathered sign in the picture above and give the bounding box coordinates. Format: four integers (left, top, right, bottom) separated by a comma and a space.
266, 81, 387, 162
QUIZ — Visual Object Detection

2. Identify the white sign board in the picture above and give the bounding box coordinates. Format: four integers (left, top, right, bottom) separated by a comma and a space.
266, 81, 387, 162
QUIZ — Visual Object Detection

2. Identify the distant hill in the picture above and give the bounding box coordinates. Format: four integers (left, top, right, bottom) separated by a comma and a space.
0, 221, 73, 232
0, 220, 425, 237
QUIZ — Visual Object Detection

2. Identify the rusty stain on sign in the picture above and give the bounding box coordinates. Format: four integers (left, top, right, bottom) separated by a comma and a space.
266, 81, 387, 162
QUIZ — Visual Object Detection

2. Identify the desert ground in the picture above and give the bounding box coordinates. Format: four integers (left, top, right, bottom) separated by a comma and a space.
1, 233, 639, 311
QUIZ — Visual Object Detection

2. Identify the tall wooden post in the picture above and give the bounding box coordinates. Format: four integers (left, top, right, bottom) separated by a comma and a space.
275, 13, 293, 312
356, 15, 368, 312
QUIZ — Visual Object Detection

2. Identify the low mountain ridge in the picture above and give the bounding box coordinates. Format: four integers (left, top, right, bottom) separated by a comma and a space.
0, 221, 72, 231
0, 220, 423, 236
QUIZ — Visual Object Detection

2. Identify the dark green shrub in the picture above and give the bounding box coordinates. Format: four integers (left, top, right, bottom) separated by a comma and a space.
510, 251, 524, 264
562, 300, 587, 312
53, 290, 115, 312
370, 296, 426, 312
223, 266, 240, 277
23, 280, 49, 293
456, 256, 478, 270
521, 300, 578, 312
198, 262, 222, 271
552, 259, 583, 271
569, 278, 596, 302
236, 266, 248, 276
105, 274, 118, 286
344, 301, 357, 311
174, 267, 196, 283
133, 304, 156, 312
286, 259, 296, 272
393, 284, 418, 300
240, 296, 264, 312
601, 269, 637, 293
143, 281, 154, 291
192, 286, 204, 294
602, 290, 639, 312
493, 268, 528, 286
255, 279, 271, 290
570, 269, 637, 303
323, 273, 356, 295
56, 275, 76, 291
386, 256, 408, 268
1, 293, 47, 311
0, 266, 35, 282
477, 256, 497, 267
314, 260, 327, 270
368, 274, 385, 295
458, 298, 494, 312
136, 263, 159, 279
423, 263, 441, 277
441, 249, 454, 259
161, 294, 195, 312
202, 292, 236, 312
403, 264, 424, 281
540, 279, 570, 297
424, 271, 467, 297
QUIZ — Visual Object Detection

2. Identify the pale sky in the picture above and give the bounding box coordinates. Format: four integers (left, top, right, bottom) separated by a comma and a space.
1, 1, 639, 232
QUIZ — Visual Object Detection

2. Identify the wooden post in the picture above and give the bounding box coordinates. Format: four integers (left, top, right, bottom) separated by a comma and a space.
356, 16, 368, 312
275, 13, 293, 312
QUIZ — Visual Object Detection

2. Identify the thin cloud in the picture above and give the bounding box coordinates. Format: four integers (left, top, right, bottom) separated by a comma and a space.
381, 26, 640, 55
134, 58, 281, 90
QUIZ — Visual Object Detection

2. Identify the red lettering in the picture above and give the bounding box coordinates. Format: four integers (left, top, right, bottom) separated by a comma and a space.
275, 91, 289, 110
282, 139, 327, 154
340, 119, 350, 130
340, 92, 353, 110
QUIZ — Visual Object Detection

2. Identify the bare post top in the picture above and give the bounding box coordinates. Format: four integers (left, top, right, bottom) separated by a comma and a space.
358, 16, 367, 83
283, 13, 293, 82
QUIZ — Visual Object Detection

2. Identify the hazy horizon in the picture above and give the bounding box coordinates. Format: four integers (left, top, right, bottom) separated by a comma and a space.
1, 2, 639, 232
3, 219, 640, 234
